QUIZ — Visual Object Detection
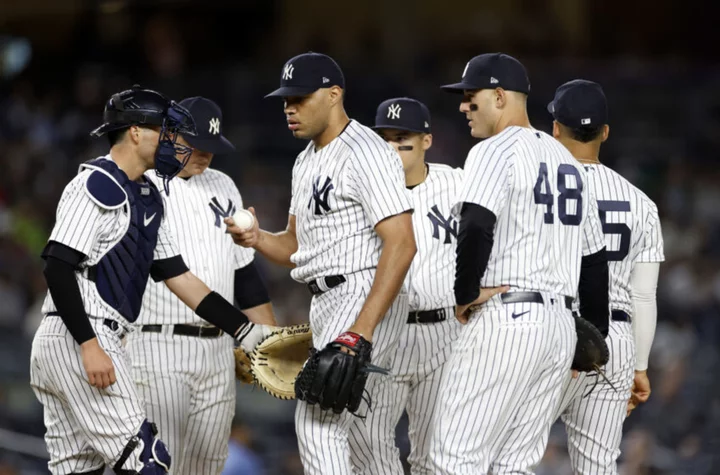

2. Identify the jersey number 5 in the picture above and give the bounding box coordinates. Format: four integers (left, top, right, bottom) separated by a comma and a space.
597, 200, 631, 261
533, 163, 583, 226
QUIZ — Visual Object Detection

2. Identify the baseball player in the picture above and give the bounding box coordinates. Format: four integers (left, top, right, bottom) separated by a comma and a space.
347, 97, 463, 474
125, 96, 276, 475
225, 52, 417, 475
29, 86, 275, 475
429, 53, 611, 474
547, 80, 664, 474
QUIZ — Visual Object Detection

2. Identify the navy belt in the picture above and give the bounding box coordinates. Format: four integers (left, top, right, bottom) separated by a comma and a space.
307, 275, 347, 296
500, 291, 573, 310
612, 310, 632, 323
141, 324, 223, 338
408, 308, 448, 324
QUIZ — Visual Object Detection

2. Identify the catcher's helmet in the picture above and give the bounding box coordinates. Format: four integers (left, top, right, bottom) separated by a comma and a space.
90, 85, 196, 138
91, 85, 198, 190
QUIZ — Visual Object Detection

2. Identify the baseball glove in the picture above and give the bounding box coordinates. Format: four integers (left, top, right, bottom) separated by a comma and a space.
245, 323, 313, 399
572, 315, 610, 372
294, 331, 388, 415
233, 347, 254, 384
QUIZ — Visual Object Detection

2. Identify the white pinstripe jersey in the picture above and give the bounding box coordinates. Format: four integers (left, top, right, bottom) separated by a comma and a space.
407, 163, 464, 311
137, 168, 255, 325
41, 155, 180, 321
455, 127, 605, 297
289, 120, 413, 283
583, 163, 665, 314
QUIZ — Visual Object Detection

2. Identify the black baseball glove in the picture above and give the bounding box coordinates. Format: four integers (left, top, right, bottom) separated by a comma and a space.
294, 331, 387, 415
572, 315, 610, 372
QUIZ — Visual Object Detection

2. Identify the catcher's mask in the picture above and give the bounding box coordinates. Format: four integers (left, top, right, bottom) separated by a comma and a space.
90, 85, 197, 192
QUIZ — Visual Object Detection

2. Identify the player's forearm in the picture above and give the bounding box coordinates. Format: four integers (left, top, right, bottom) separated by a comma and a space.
454, 203, 496, 305
353, 233, 416, 337
578, 247, 610, 337
630, 262, 660, 371
255, 229, 298, 268
165, 271, 213, 310
43, 256, 96, 345
165, 271, 250, 336
241, 302, 277, 325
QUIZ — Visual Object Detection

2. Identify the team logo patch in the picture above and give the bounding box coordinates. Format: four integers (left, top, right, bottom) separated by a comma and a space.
387, 103, 401, 120
208, 196, 236, 228
428, 205, 457, 244
308, 176, 334, 216
209, 117, 220, 135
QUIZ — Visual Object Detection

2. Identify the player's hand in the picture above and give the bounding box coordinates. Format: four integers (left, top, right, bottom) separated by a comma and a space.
236, 323, 279, 353
626, 398, 638, 417
224, 207, 260, 248
627, 370, 651, 417
455, 285, 510, 324
80, 338, 116, 389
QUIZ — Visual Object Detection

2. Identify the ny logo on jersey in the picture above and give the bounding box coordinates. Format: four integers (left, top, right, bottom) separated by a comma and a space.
209, 118, 220, 135
308, 176, 334, 216
387, 103, 401, 120
208, 197, 236, 228
428, 205, 457, 244
283, 63, 294, 80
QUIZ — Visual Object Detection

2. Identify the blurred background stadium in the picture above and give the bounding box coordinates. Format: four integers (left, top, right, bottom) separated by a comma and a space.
0, 0, 718, 473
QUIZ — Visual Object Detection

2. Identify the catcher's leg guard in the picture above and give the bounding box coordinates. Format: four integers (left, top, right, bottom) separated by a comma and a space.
113, 420, 171, 474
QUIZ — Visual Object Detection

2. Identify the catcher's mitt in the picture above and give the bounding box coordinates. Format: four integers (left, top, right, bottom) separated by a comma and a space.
572, 315, 610, 372
294, 331, 388, 415
247, 324, 313, 399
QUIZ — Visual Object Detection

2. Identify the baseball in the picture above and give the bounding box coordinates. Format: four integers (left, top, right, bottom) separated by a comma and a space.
231, 209, 255, 231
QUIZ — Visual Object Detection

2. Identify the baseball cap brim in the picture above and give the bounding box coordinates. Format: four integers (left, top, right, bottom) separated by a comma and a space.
185, 134, 235, 154
264, 86, 319, 98
440, 81, 478, 93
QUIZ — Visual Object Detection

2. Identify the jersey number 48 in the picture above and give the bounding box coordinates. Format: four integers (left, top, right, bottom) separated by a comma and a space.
533, 162, 583, 226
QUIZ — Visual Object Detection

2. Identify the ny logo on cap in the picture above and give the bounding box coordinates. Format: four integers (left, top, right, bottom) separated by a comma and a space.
462, 61, 470, 78
283, 63, 294, 80
387, 104, 401, 120
209, 118, 220, 135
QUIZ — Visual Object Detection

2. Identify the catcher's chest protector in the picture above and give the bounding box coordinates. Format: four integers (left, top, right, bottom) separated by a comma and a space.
82, 159, 164, 323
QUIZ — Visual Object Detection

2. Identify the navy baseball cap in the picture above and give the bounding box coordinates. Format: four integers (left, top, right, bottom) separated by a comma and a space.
547, 79, 608, 128
441, 53, 530, 95
372, 97, 431, 134
178, 97, 235, 154
265, 52, 345, 98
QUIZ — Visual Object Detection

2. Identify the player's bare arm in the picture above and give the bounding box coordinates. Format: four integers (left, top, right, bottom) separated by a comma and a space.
225, 210, 298, 268
347, 211, 416, 340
